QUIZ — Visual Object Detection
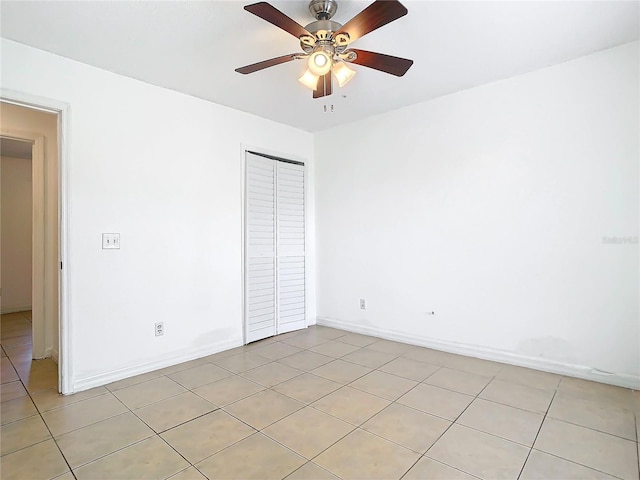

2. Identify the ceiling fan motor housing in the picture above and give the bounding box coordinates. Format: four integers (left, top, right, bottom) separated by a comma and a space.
301, 19, 343, 53
308, 0, 338, 20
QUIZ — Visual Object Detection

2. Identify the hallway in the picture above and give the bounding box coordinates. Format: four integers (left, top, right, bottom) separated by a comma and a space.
1, 310, 58, 407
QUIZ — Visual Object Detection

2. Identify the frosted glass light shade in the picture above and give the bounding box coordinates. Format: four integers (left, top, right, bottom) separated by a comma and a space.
298, 69, 320, 90
308, 51, 332, 76
332, 61, 356, 87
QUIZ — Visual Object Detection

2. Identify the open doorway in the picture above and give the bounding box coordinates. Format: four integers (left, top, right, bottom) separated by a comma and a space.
0, 101, 61, 393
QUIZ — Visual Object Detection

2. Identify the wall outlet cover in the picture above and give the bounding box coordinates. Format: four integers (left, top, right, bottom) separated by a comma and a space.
102, 233, 120, 249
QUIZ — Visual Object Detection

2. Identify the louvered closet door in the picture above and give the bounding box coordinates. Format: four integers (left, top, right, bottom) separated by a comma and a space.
276, 161, 306, 334
245, 154, 277, 343
245, 152, 306, 343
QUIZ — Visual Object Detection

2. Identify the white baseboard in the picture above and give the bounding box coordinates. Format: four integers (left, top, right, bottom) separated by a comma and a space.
317, 316, 640, 390
1, 305, 32, 314
42, 345, 54, 361
72, 337, 244, 393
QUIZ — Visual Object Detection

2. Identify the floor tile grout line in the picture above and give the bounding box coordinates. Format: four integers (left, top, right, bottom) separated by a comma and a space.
542, 414, 638, 443
14, 357, 78, 479
65, 434, 155, 473
154, 430, 200, 475
487, 375, 562, 394
267, 346, 449, 428
111, 382, 190, 410
60, 391, 163, 471
450, 422, 539, 450
527, 447, 628, 480
165, 465, 201, 480
261, 416, 357, 465
401, 455, 485, 480
397, 455, 425, 480
476, 391, 554, 416
355, 407, 440, 456
0, 436, 51, 459
171, 419, 260, 472
205, 347, 418, 469
301, 344, 489, 480
28, 386, 108, 412
516, 388, 557, 480
431, 453, 497, 480
127, 400, 219, 436
85, 384, 213, 474
282, 460, 342, 480
39, 397, 130, 438
220, 389, 306, 431
0, 407, 41, 427
189, 429, 305, 475
301, 425, 357, 472
2, 342, 76, 478
417, 372, 504, 479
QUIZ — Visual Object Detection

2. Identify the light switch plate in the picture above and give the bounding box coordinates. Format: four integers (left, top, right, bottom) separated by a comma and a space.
102, 233, 120, 249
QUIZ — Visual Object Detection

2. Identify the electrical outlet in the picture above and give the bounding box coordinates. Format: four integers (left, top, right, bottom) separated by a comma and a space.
155, 322, 164, 336
102, 233, 120, 249
360, 298, 366, 310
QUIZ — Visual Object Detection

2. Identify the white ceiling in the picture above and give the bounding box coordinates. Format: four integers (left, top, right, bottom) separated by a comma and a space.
1, 1, 638, 132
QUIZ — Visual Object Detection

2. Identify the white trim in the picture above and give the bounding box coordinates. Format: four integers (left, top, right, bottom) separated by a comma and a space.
1, 88, 72, 394
0, 305, 33, 314
316, 316, 640, 390
32, 136, 45, 358
72, 338, 243, 393
240, 144, 248, 345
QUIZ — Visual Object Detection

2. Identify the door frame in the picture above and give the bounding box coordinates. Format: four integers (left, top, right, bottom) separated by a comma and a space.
1, 88, 72, 394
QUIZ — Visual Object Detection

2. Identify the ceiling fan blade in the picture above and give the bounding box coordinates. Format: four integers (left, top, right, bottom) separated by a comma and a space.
313, 73, 332, 98
335, 0, 408, 44
235, 54, 300, 74
244, 2, 312, 39
347, 49, 413, 76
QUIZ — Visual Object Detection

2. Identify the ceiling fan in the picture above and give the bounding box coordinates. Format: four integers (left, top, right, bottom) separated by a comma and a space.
235, 0, 414, 98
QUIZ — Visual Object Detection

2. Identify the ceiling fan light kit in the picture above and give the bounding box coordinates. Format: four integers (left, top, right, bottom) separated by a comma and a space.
235, 0, 414, 98
298, 69, 321, 89
332, 61, 357, 87
308, 50, 332, 75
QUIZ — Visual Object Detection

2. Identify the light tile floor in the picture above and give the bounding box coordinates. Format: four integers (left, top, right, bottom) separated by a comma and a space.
1, 311, 639, 480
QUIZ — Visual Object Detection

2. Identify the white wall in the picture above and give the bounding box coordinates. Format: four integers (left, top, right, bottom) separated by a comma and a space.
1, 156, 33, 312
3, 37, 637, 391
315, 42, 639, 387
1, 39, 315, 392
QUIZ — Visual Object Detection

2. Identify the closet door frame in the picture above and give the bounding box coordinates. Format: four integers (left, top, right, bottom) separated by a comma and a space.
242, 147, 308, 345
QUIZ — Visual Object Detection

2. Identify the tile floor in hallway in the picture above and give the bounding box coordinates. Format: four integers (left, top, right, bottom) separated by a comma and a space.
1, 310, 639, 480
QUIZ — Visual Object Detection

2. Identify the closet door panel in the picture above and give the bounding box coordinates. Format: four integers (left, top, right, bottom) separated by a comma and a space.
276, 161, 306, 334
245, 154, 276, 342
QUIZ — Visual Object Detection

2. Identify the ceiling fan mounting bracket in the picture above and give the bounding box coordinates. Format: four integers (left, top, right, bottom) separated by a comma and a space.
308, 0, 338, 20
